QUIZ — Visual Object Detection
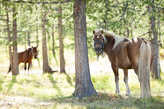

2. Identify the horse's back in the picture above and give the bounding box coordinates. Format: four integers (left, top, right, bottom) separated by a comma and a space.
112, 37, 143, 69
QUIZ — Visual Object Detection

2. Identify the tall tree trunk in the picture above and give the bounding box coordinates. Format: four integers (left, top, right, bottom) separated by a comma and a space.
12, 5, 19, 75
126, 27, 129, 38
41, 8, 52, 73
36, 24, 39, 47
104, 0, 109, 30
73, 0, 97, 98
6, 6, 13, 73
52, 24, 58, 65
36, 6, 39, 47
27, 31, 31, 47
58, 4, 66, 73
36, 19, 40, 67
149, 0, 160, 79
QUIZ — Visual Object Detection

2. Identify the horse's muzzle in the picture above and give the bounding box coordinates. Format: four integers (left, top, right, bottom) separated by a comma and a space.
95, 47, 103, 55
94, 41, 104, 56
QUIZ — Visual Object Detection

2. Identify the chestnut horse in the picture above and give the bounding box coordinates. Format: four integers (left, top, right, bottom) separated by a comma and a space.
93, 29, 151, 96
8, 46, 38, 73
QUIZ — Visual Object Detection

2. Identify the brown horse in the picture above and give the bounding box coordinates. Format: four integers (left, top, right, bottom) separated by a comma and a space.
8, 46, 38, 73
93, 29, 152, 96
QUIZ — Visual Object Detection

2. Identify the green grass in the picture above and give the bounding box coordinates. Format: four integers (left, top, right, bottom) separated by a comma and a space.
0, 73, 164, 109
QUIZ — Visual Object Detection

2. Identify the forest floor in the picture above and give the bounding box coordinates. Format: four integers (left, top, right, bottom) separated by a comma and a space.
0, 72, 164, 109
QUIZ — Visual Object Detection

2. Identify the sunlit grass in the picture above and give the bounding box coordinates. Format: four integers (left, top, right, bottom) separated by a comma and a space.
0, 72, 164, 109
0, 73, 75, 100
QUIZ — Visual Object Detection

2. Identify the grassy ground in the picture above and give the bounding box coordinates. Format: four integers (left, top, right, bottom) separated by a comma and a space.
0, 72, 164, 109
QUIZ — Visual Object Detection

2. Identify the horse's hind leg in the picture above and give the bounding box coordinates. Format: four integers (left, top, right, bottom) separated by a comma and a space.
123, 69, 131, 96
28, 62, 31, 71
112, 64, 120, 95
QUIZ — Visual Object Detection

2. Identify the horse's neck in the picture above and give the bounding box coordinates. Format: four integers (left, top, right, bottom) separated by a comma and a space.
103, 36, 114, 53
27, 50, 33, 59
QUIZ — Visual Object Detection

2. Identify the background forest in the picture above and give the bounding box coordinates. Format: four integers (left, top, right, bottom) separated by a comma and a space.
0, 0, 164, 109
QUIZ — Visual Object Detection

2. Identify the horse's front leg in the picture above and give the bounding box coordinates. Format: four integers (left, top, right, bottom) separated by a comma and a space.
123, 69, 131, 96
112, 64, 120, 95
28, 62, 31, 71
24, 63, 27, 70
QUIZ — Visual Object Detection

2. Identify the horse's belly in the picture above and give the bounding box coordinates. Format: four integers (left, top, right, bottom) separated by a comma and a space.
119, 65, 132, 69
118, 57, 132, 69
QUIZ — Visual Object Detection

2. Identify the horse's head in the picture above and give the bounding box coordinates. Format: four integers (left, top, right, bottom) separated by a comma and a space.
31, 46, 38, 59
93, 29, 106, 56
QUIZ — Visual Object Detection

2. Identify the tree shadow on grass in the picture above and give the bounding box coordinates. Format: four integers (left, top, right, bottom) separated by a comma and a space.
49, 92, 164, 109
0, 78, 4, 92
47, 74, 63, 96
7, 75, 17, 93
62, 73, 73, 86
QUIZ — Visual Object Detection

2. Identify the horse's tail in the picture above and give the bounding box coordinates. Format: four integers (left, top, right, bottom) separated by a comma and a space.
138, 40, 151, 98
138, 41, 151, 79
8, 64, 11, 73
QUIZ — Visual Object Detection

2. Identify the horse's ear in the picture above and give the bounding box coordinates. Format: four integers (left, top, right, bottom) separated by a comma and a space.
101, 30, 104, 34
93, 30, 95, 34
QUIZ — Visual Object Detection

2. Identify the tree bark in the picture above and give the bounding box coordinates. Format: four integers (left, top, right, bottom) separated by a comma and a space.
126, 27, 129, 38
104, 0, 109, 30
149, 0, 160, 79
41, 8, 52, 73
58, 4, 66, 73
27, 31, 31, 47
12, 5, 19, 75
36, 25, 39, 47
6, 6, 13, 73
52, 24, 58, 65
73, 0, 97, 98
36, 19, 40, 67
36, 6, 39, 47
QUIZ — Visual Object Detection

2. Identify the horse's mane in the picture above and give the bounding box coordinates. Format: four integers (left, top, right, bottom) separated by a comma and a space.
103, 30, 125, 49
103, 31, 116, 38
